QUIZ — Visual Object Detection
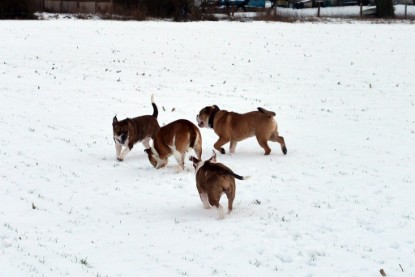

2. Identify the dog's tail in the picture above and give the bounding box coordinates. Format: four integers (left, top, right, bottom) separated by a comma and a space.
209, 163, 250, 180
257, 107, 276, 117
151, 94, 158, 118
231, 173, 251, 180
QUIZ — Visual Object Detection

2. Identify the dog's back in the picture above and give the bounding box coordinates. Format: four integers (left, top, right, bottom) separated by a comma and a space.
128, 115, 160, 144
197, 161, 236, 190
195, 161, 237, 216
214, 109, 277, 141
156, 119, 201, 156
147, 119, 202, 169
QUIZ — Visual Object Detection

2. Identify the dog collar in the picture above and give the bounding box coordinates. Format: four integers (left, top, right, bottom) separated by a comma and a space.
208, 109, 218, 129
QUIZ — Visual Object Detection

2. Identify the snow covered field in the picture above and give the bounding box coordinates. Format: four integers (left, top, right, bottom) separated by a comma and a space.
1, 20, 415, 276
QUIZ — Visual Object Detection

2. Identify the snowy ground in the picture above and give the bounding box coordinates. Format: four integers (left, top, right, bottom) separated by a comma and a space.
1, 20, 414, 277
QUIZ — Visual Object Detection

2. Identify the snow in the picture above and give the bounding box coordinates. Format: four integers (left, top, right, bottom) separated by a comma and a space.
1, 20, 415, 276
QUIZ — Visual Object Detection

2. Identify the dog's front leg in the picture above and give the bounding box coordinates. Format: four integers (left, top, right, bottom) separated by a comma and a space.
229, 141, 238, 153
214, 137, 230, 154
115, 143, 122, 160
118, 146, 131, 161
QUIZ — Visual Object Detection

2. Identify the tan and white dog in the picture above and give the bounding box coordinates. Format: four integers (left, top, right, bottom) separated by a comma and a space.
112, 95, 160, 161
196, 105, 287, 155
189, 151, 249, 219
144, 119, 202, 171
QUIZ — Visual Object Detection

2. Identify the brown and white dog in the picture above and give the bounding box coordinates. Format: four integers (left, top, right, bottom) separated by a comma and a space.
144, 119, 202, 171
189, 151, 249, 219
112, 94, 160, 161
196, 105, 287, 155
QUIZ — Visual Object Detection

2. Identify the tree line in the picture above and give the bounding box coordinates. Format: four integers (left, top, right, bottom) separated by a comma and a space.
0, 0, 395, 20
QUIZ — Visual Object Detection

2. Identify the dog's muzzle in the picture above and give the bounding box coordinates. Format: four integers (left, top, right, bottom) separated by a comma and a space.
115, 134, 127, 144
196, 115, 203, 128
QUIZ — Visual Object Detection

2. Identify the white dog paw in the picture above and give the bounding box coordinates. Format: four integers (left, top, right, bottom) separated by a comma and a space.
217, 206, 225, 219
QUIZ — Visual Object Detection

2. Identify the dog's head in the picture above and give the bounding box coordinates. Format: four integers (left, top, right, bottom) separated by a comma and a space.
196, 105, 220, 128
112, 115, 130, 145
144, 148, 157, 167
189, 150, 217, 172
144, 148, 167, 169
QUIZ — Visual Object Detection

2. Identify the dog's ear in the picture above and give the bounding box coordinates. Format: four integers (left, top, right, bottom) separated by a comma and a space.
213, 105, 220, 110
189, 156, 199, 163
113, 115, 118, 123
189, 156, 199, 169
209, 150, 217, 163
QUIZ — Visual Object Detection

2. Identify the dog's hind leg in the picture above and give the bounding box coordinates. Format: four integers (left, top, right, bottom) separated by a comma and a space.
226, 193, 235, 214
225, 184, 235, 214
229, 141, 238, 153
141, 137, 151, 149
270, 132, 287, 155
214, 137, 230, 154
193, 143, 202, 160
208, 191, 224, 219
194, 133, 203, 160
216, 205, 225, 220
173, 151, 185, 171
256, 135, 272, 155
199, 193, 210, 209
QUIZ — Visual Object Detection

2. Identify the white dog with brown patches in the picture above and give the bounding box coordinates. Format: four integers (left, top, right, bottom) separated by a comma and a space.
189, 151, 250, 219
144, 119, 202, 171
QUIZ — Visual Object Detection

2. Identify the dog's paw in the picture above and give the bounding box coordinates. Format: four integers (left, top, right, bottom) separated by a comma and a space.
216, 205, 225, 219
117, 157, 123, 161
282, 146, 287, 155
220, 148, 226, 154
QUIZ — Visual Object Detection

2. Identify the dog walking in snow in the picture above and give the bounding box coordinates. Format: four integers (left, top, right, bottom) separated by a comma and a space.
189, 151, 250, 219
112, 94, 160, 161
144, 119, 202, 171
196, 105, 287, 155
